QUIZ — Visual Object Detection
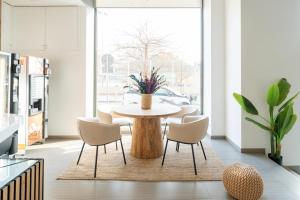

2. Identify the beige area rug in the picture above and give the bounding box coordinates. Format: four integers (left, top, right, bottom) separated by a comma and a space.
58, 136, 224, 181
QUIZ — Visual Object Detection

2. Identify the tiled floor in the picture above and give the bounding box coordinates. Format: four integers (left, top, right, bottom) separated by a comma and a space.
24, 134, 300, 200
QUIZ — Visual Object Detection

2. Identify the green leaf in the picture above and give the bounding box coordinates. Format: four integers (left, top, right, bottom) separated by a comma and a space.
280, 103, 294, 132
276, 103, 297, 142
129, 75, 141, 87
280, 114, 297, 140
276, 103, 293, 129
267, 84, 280, 106
233, 93, 259, 115
277, 78, 291, 105
245, 117, 271, 131
279, 92, 300, 112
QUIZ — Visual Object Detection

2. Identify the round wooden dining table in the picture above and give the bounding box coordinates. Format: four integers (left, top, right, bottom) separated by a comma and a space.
113, 104, 181, 159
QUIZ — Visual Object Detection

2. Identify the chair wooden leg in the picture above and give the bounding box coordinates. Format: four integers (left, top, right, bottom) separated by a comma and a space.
94, 146, 99, 178
104, 145, 106, 154
77, 142, 85, 165
161, 139, 169, 166
129, 123, 132, 135
191, 144, 197, 175
116, 141, 118, 150
163, 122, 167, 139
120, 139, 126, 164
200, 141, 207, 160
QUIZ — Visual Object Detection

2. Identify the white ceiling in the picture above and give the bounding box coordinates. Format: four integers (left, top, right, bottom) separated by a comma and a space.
96, 0, 201, 8
5, 0, 85, 6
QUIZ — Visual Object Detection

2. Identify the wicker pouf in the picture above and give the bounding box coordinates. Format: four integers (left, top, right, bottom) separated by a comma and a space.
223, 163, 264, 200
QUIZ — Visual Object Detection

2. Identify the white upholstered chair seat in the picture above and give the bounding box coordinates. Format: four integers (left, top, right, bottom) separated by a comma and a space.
162, 116, 209, 175
162, 105, 199, 138
113, 118, 133, 126
77, 117, 127, 178
97, 110, 132, 152
168, 116, 209, 144
161, 117, 181, 125
97, 110, 132, 125
97, 110, 132, 133
77, 118, 121, 145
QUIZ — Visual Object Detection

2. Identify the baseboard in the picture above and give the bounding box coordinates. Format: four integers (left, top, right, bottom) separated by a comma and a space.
241, 148, 265, 154
225, 136, 265, 154
210, 135, 226, 139
47, 135, 81, 140
225, 136, 241, 152
285, 166, 300, 175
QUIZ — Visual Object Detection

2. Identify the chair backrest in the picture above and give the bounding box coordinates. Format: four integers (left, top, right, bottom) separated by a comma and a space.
77, 117, 120, 146
181, 105, 198, 116
172, 105, 198, 118
183, 115, 206, 123
169, 116, 209, 144
185, 116, 209, 142
97, 110, 113, 124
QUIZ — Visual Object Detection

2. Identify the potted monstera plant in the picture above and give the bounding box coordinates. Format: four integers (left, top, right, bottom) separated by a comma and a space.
233, 78, 299, 165
125, 67, 166, 110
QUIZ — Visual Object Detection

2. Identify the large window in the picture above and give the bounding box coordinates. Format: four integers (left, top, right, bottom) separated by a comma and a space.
96, 8, 202, 110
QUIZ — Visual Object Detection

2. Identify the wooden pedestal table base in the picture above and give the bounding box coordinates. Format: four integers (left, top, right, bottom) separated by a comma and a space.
113, 104, 181, 159
131, 117, 162, 159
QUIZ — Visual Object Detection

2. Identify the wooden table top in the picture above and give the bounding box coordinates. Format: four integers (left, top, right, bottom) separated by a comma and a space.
113, 104, 181, 118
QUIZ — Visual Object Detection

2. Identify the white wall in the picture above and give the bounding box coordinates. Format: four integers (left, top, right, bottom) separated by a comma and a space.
210, 0, 226, 136
96, 0, 202, 7
241, 0, 300, 165
1, 4, 88, 135
203, 0, 226, 137
224, 0, 241, 147
85, 7, 95, 117
203, 0, 212, 134
224, 0, 300, 165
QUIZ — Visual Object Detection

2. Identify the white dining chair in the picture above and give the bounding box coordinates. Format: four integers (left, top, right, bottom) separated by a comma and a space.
161, 116, 209, 175
76, 117, 126, 178
97, 110, 132, 152
162, 105, 198, 139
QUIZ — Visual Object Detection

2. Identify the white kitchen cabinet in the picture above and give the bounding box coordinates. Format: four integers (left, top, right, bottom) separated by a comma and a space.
13, 7, 46, 51
11, 6, 80, 52
46, 7, 80, 51
1, 3, 14, 51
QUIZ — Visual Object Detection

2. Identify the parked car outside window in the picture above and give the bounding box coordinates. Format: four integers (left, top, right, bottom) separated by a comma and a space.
124, 86, 191, 106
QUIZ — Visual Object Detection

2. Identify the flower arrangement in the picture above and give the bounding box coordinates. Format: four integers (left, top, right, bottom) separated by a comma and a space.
125, 67, 166, 109
126, 67, 167, 94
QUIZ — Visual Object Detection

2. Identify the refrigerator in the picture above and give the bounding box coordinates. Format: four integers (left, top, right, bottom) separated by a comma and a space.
1, 53, 50, 152
19, 56, 45, 148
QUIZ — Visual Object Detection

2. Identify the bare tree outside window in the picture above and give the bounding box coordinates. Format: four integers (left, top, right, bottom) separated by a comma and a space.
114, 22, 171, 76
97, 8, 202, 110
